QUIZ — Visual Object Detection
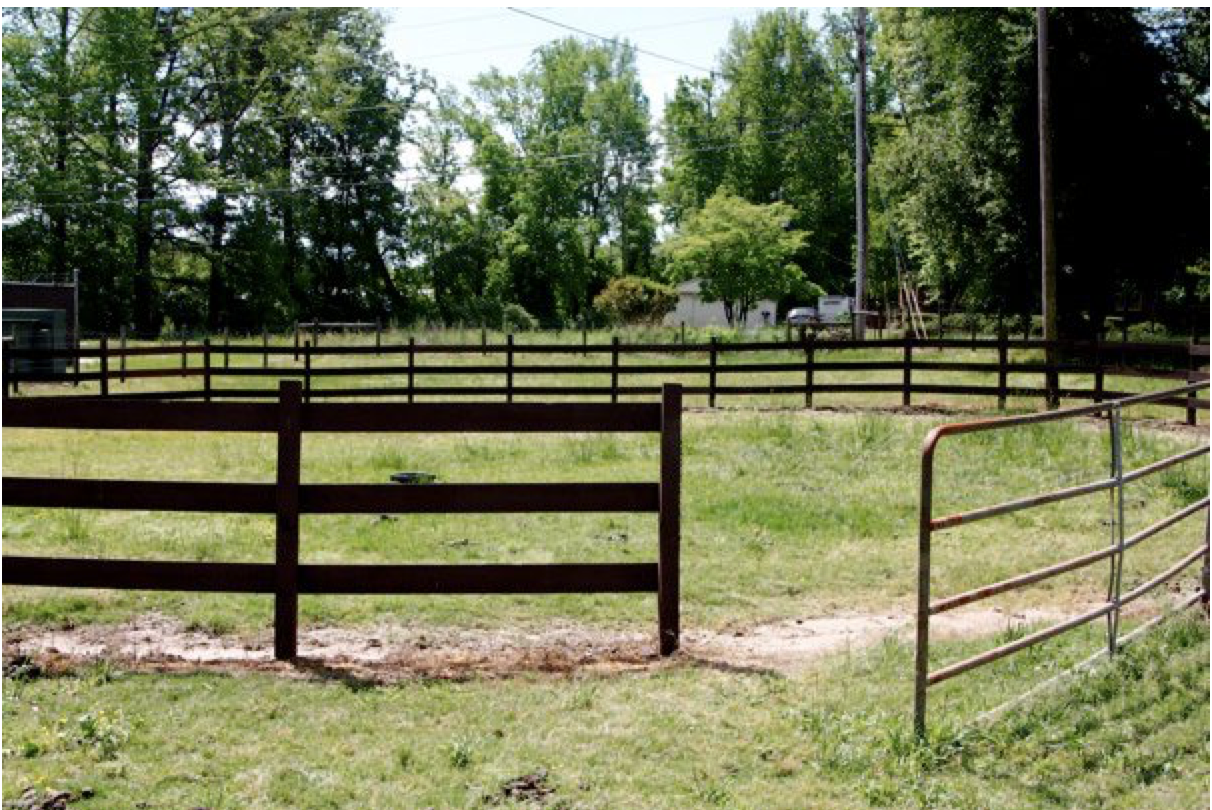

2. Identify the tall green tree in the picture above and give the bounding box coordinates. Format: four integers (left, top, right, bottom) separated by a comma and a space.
663, 191, 812, 326
467, 37, 656, 326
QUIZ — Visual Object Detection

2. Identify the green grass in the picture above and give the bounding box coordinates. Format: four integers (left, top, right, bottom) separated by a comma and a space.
4, 341, 1207, 806
4, 409, 1205, 633
3, 615, 1206, 808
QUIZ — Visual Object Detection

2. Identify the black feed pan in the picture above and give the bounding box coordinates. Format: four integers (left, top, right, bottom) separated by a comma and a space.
390, 472, 437, 485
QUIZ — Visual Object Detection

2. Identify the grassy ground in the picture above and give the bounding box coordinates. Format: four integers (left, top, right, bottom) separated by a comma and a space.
4, 335, 1207, 807
4, 410, 1206, 633
3, 616, 1207, 808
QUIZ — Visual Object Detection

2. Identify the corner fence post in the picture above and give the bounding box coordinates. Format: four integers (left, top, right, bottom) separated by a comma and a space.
408, 336, 415, 404
914, 438, 936, 738
659, 383, 683, 655
506, 333, 514, 403
1106, 404, 1126, 655
303, 340, 312, 403
902, 337, 913, 408
611, 335, 620, 404
804, 333, 815, 409
203, 338, 212, 402
709, 336, 718, 408
274, 380, 303, 660
99, 336, 110, 398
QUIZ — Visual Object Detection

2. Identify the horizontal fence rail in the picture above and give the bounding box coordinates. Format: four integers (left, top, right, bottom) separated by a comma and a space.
2, 381, 684, 659
914, 381, 1211, 736
4, 334, 1207, 422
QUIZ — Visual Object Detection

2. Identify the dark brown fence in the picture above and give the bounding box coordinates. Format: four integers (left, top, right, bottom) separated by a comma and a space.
913, 381, 1210, 736
4, 335, 1208, 421
2, 381, 683, 659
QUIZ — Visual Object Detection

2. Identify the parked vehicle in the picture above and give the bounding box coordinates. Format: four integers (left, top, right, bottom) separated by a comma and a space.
787, 307, 817, 326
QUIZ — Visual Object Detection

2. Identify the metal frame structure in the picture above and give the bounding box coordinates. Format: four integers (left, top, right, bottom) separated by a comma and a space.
2, 381, 683, 659
914, 381, 1210, 736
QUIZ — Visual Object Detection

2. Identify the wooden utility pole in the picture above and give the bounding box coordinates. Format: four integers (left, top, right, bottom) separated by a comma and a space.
1037, 7, 1059, 406
854, 7, 869, 339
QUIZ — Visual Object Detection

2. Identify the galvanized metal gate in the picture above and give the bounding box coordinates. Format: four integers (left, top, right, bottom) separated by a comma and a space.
914, 381, 1210, 736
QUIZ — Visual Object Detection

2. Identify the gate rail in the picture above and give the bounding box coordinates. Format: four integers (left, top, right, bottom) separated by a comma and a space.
3, 381, 683, 659
914, 381, 1210, 736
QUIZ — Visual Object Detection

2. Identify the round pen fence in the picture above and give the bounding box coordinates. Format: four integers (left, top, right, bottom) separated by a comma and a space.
3, 334, 1208, 422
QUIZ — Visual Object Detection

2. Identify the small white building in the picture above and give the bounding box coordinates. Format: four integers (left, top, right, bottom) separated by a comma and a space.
663, 279, 779, 328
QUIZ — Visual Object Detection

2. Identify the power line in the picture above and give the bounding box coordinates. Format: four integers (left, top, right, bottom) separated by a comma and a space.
506, 8, 717, 76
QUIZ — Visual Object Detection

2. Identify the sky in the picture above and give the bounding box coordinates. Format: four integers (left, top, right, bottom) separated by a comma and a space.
383, 7, 818, 122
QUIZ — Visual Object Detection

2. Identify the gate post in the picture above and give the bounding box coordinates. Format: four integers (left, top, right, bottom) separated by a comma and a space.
274, 381, 303, 660
658, 383, 682, 656
914, 433, 938, 738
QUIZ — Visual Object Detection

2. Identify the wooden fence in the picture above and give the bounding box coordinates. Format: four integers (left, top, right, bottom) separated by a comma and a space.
4, 335, 1208, 422
2, 381, 684, 659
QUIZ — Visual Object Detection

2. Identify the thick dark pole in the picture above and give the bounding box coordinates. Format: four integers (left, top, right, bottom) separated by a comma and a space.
274, 381, 302, 660
658, 383, 682, 655
854, 7, 869, 340
1038, 7, 1059, 407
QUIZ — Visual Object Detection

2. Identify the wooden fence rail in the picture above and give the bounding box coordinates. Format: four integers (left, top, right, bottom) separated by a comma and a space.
2, 382, 684, 659
4, 335, 1208, 421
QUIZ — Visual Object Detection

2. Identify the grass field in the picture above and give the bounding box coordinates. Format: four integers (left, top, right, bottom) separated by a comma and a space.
4, 338, 1208, 807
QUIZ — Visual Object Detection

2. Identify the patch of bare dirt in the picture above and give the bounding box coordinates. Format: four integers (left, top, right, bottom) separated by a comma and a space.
3, 604, 1091, 683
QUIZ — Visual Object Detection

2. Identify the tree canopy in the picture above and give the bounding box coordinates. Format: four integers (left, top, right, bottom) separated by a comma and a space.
3, 8, 1207, 336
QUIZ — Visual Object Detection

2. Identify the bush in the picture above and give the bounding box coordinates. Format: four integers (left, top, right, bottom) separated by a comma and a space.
501, 303, 538, 331
593, 276, 678, 325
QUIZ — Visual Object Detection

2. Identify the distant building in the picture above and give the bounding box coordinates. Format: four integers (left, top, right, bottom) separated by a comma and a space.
663, 279, 778, 328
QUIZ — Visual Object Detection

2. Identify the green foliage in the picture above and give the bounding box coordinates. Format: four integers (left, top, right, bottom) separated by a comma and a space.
592, 275, 677, 325
663, 192, 812, 325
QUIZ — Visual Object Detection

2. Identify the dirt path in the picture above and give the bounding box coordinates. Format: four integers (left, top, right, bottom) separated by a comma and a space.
4, 605, 1083, 683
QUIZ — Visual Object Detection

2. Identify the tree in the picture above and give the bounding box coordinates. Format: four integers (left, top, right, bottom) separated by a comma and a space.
467, 37, 656, 326
662, 10, 855, 292
663, 192, 812, 326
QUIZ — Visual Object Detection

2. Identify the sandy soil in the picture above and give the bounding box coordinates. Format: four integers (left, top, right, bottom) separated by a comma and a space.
3, 604, 1102, 683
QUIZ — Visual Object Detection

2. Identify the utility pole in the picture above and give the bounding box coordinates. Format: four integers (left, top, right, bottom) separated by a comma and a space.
1037, 7, 1059, 406
854, 7, 869, 340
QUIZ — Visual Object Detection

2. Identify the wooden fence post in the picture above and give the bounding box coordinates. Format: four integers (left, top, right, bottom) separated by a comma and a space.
408, 336, 416, 404
293, 322, 300, 361
1046, 341, 1060, 410
481, 325, 488, 357
312, 321, 319, 350
181, 335, 187, 377
804, 333, 815, 409
611, 335, 620, 404
1093, 335, 1105, 405
303, 340, 312, 403
119, 326, 127, 383
902, 337, 912, 408
274, 380, 303, 661
262, 327, 269, 369
681, 321, 686, 345
506, 333, 514, 403
582, 321, 588, 356
658, 382, 682, 656
709, 336, 718, 408
375, 319, 382, 356
1187, 341, 1198, 426
203, 338, 212, 402
223, 328, 230, 370
997, 328, 1008, 411
99, 336, 110, 398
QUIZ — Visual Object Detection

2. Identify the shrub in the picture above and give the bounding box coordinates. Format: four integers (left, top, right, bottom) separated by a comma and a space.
593, 276, 678, 325
501, 303, 538, 331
